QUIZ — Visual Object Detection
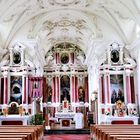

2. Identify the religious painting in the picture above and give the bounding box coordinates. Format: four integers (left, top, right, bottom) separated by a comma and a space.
61, 53, 69, 64
78, 86, 85, 102
60, 75, 70, 102
10, 76, 22, 104
47, 85, 52, 102
110, 75, 124, 104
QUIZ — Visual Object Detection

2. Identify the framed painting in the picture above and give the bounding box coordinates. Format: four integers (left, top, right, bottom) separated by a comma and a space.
10, 76, 22, 104
110, 75, 124, 104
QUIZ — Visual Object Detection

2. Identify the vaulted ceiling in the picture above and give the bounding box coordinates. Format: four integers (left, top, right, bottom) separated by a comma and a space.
0, 0, 140, 72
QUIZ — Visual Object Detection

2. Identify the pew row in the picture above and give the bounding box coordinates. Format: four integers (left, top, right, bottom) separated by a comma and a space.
90, 124, 140, 140
0, 125, 44, 140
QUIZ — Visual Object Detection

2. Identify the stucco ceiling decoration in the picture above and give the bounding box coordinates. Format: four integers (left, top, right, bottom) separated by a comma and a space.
34, 11, 96, 53
0, 0, 139, 71
38, 0, 90, 7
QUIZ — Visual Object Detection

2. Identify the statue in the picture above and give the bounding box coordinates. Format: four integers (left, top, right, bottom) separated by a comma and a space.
47, 86, 52, 102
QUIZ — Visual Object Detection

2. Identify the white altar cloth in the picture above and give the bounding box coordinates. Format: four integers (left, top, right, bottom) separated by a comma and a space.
0, 115, 32, 125
74, 112, 84, 129
55, 112, 75, 119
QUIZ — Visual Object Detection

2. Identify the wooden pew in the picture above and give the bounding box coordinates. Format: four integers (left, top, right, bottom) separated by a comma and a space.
0, 133, 31, 140
0, 128, 35, 140
0, 138, 23, 140
90, 125, 140, 140
0, 125, 44, 140
0, 134, 27, 140
108, 134, 140, 140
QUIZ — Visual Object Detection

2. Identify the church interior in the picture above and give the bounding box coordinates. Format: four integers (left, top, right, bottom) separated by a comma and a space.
0, 0, 140, 140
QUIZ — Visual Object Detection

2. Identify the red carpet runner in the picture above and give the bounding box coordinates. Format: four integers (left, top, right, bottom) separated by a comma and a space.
44, 134, 90, 140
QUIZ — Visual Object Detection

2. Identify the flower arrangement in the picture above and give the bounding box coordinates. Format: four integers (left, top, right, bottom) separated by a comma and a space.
105, 108, 111, 115
131, 108, 138, 116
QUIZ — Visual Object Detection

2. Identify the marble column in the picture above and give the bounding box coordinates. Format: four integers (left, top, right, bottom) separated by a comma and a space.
55, 76, 58, 102
99, 74, 104, 103
3, 75, 8, 104
22, 75, 25, 104
55, 76, 60, 103
71, 75, 75, 102
85, 75, 88, 102
75, 76, 78, 102
104, 69, 110, 104
136, 50, 140, 112
52, 76, 56, 102
125, 69, 131, 103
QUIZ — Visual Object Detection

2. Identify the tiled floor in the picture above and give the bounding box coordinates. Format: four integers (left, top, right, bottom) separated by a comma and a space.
44, 134, 90, 140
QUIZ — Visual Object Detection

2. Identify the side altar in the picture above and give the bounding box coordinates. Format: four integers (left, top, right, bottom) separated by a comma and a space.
99, 100, 139, 124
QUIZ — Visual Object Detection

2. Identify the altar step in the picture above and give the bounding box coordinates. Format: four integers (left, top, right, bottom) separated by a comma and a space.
44, 128, 90, 134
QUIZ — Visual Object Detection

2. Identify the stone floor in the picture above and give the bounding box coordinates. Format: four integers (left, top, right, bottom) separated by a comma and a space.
44, 134, 90, 140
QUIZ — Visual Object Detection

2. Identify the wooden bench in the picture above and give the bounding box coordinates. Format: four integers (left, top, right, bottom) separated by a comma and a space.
2, 125, 44, 139
90, 124, 140, 140
0, 132, 31, 140
0, 125, 44, 140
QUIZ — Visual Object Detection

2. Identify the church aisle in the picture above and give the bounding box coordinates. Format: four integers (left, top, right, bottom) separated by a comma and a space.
44, 134, 90, 140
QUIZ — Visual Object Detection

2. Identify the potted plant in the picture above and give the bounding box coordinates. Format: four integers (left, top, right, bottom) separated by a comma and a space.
31, 113, 44, 125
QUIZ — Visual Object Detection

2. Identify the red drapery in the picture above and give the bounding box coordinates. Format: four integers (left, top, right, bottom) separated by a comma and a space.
28, 77, 43, 98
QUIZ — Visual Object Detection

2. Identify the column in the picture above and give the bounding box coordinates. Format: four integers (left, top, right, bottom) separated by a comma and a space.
104, 69, 110, 104
22, 75, 25, 104
26, 76, 28, 111
3, 75, 8, 104
23, 76, 26, 104
55, 76, 58, 102
0, 77, 1, 104
85, 75, 88, 102
43, 77, 47, 102
137, 50, 140, 111
75, 76, 78, 102
71, 75, 75, 102
59, 76, 60, 102
125, 69, 131, 103
52, 76, 56, 102
130, 75, 135, 103
99, 74, 105, 103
